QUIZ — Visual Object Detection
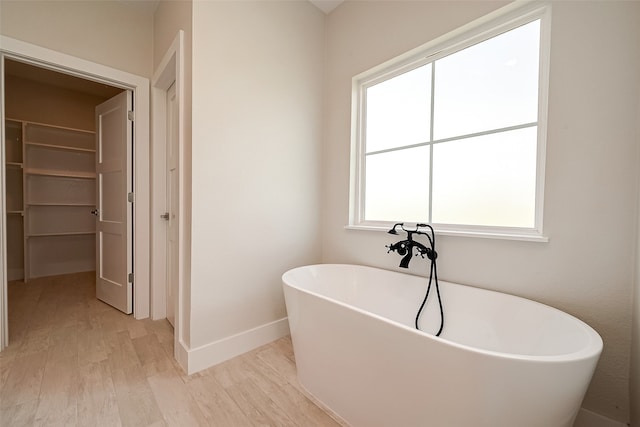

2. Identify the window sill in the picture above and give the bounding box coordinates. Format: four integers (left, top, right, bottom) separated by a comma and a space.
344, 224, 549, 243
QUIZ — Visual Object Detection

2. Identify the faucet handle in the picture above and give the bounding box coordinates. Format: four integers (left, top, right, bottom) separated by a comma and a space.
387, 241, 408, 256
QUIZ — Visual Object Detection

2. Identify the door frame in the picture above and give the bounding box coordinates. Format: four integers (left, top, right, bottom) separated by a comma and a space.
0, 36, 151, 349
151, 31, 188, 370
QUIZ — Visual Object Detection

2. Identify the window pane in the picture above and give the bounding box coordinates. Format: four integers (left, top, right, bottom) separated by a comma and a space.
365, 146, 430, 222
431, 127, 537, 228
433, 20, 540, 140
365, 65, 431, 153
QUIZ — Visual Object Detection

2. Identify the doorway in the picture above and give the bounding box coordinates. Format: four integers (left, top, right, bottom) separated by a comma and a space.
150, 30, 187, 370
2, 59, 134, 341
0, 36, 151, 350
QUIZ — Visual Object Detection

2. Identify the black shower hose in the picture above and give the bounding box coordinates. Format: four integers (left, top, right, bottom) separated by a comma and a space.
414, 229, 444, 337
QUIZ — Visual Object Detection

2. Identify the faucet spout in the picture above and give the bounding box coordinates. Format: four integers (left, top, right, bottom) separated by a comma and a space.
399, 250, 413, 268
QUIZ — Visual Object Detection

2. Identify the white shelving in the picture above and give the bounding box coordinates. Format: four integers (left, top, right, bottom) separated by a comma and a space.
4, 119, 97, 281
5, 120, 25, 280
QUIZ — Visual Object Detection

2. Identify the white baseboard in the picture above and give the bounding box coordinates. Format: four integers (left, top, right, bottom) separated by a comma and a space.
184, 317, 290, 374
574, 408, 628, 427
174, 338, 189, 373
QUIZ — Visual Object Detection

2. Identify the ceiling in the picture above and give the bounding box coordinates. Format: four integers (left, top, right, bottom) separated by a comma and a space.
309, 0, 344, 14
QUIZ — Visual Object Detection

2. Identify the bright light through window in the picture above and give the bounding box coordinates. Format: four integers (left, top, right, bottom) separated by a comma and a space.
353, 7, 549, 235
434, 21, 540, 140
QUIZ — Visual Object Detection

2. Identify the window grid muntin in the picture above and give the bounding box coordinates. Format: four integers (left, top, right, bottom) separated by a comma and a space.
428, 61, 436, 222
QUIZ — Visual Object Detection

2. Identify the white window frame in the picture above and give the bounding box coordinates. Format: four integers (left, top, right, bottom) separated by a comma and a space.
348, 2, 551, 242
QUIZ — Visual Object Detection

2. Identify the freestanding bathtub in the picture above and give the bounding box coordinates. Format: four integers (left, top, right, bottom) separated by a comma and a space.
282, 264, 602, 427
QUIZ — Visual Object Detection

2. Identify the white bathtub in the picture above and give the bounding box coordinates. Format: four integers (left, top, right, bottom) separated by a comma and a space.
282, 264, 602, 427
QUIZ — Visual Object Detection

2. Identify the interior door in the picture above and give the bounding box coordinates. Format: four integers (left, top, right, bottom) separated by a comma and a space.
166, 82, 178, 326
95, 90, 132, 314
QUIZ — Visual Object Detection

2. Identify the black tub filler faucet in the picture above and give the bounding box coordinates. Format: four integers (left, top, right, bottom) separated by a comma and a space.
386, 223, 437, 268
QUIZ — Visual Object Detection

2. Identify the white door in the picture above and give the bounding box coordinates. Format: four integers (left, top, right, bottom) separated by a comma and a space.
95, 91, 133, 314
166, 82, 179, 326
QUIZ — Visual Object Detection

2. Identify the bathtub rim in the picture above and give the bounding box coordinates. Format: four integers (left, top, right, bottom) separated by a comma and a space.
282, 263, 603, 363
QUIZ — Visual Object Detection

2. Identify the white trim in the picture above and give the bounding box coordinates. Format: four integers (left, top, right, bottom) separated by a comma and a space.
151, 31, 186, 371
184, 318, 290, 375
574, 408, 627, 427
348, 2, 551, 241
344, 224, 549, 243
0, 36, 151, 351
174, 338, 190, 371
0, 56, 7, 348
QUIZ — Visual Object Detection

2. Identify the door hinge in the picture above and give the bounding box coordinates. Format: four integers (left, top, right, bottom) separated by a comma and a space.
128, 272, 134, 283
128, 192, 134, 203
128, 110, 135, 121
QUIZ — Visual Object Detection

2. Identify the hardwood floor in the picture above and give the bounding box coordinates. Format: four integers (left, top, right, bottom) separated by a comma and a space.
0, 272, 341, 427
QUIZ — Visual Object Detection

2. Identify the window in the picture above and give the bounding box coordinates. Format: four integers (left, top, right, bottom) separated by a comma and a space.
350, 3, 550, 239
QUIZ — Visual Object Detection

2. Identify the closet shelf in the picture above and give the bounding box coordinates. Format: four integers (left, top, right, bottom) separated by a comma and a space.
25, 141, 96, 153
27, 231, 95, 238
25, 168, 96, 179
27, 202, 96, 207
7, 118, 97, 282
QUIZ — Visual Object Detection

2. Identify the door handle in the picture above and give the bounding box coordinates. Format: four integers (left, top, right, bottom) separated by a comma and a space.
91, 209, 99, 216
161, 212, 170, 220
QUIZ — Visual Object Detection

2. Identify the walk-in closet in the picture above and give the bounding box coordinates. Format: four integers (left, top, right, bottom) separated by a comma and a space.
3, 60, 122, 282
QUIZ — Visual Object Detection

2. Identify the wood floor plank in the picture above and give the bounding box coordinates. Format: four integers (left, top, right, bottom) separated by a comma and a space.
131, 332, 174, 377
111, 365, 165, 427
126, 317, 149, 340
47, 324, 79, 364
185, 375, 253, 427
0, 399, 39, 427
0, 342, 19, 388
147, 319, 175, 345
0, 350, 48, 408
211, 355, 252, 389
77, 324, 108, 368
16, 326, 52, 357
147, 368, 209, 426
104, 330, 142, 372
242, 353, 341, 427
33, 355, 78, 427
76, 360, 122, 427
255, 344, 300, 387
226, 378, 298, 427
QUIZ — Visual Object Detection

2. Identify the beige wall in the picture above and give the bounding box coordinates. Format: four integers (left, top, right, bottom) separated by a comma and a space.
323, 0, 640, 423
189, 0, 324, 348
153, 1, 191, 71
0, 0, 153, 78
5, 75, 111, 130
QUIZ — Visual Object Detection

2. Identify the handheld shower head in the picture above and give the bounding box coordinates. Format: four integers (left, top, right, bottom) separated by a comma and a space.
388, 223, 404, 235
